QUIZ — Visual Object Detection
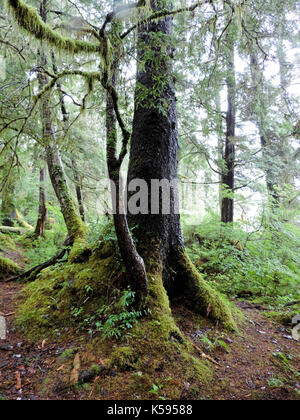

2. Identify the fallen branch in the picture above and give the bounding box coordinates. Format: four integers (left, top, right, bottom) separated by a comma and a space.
0, 311, 15, 317
0, 226, 31, 235
191, 342, 222, 367
8, 237, 73, 283
284, 301, 300, 308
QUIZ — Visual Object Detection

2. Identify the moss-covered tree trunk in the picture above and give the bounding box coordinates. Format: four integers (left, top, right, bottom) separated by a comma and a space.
34, 164, 48, 238
1, 161, 17, 227
38, 0, 87, 257
127, 0, 235, 328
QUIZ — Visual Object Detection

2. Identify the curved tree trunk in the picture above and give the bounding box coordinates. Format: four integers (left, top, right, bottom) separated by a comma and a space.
37, 0, 87, 259
127, 0, 235, 328
105, 0, 148, 306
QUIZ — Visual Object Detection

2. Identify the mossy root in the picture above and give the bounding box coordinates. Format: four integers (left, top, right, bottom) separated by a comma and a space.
176, 250, 237, 330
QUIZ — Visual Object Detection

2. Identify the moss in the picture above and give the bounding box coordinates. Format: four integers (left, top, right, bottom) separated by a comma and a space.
176, 250, 238, 330
110, 346, 136, 371
6, 0, 101, 54
0, 255, 21, 280
58, 348, 79, 362
15, 247, 120, 339
264, 310, 300, 326
16, 244, 214, 394
0, 233, 17, 252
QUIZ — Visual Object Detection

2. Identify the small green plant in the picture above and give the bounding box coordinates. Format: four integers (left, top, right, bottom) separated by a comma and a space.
71, 287, 142, 340
149, 384, 166, 400
184, 213, 300, 309
268, 378, 284, 388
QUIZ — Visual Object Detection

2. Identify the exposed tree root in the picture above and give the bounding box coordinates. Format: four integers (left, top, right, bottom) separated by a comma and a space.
175, 249, 237, 330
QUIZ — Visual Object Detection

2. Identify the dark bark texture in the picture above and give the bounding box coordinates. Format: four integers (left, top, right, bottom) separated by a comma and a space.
105, 0, 148, 305
221, 39, 236, 224
127, 0, 184, 296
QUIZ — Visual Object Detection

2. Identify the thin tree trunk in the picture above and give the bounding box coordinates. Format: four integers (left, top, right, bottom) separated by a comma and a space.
38, 0, 86, 254
105, 0, 148, 306
52, 51, 86, 222
250, 51, 279, 205
221, 38, 236, 224
34, 164, 48, 237
72, 158, 85, 222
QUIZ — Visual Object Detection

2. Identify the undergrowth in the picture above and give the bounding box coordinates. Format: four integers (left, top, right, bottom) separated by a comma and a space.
184, 214, 300, 309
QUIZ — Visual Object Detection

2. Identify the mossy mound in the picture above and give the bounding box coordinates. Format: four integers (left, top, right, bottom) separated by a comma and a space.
15, 239, 241, 399
264, 310, 300, 326
0, 233, 18, 253
37, 265, 214, 400
16, 241, 121, 338
0, 255, 21, 281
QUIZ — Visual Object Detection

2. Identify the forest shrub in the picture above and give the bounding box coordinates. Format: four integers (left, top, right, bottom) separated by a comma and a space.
184, 214, 300, 308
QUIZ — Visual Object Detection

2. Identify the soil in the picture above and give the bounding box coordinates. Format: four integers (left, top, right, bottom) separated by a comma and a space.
0, 277, 299, 400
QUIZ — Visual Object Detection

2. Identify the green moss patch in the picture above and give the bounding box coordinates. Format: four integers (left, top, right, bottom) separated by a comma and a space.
16, 243, 120, 339
0, 255, 21, 281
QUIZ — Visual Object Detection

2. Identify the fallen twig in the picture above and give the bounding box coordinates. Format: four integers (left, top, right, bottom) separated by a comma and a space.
191, 342, 222, 367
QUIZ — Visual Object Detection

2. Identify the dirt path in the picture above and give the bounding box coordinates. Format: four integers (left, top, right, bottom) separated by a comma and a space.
175, 302, 300, 400
0, 282, 80, 400
0, 280, 299, 400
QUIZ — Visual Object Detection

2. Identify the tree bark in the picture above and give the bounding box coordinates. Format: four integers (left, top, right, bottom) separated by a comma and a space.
34, 164, 48, 238
105, 0, 148, 306
221, 36, 236, 224
38, 0, 86, 255
127, 0, 235, 328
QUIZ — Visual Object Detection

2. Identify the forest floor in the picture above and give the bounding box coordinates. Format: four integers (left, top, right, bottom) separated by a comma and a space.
0, 241, 299, 400
0, 276, 299, 400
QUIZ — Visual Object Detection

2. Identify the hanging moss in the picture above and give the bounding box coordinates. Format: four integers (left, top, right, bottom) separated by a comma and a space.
6, 0, 102, 55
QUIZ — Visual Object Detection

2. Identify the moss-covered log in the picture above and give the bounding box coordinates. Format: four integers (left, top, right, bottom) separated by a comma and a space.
0, 255, 21, 281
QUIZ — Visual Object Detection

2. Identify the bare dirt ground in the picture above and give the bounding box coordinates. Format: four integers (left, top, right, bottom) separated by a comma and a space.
0, 279, 299, 400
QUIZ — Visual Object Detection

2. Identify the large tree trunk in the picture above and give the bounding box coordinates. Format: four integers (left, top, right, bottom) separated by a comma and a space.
221, 36, 236, 224
127, 0, 235, 328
